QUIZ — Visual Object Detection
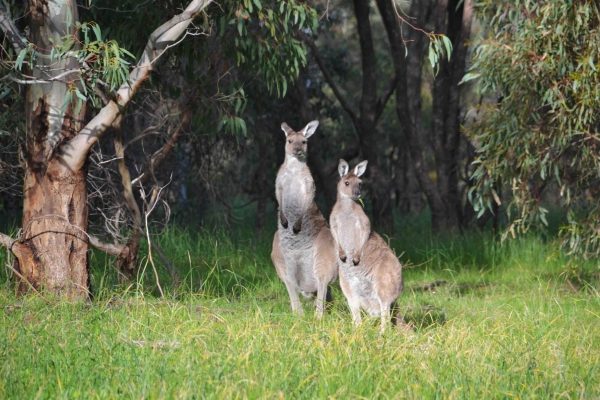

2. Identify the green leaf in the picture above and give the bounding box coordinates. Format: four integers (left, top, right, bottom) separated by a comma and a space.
442, 35, 453, 61
15, 48, 28, 71
74, 87, 87, 102
238, 118, 247, 136
74, 98, 83, 115
428, 44, 437, 71
92, 23, 102, 41
66, 6, 73, 29
61, 91, 73, 114
458, 72, 481, 85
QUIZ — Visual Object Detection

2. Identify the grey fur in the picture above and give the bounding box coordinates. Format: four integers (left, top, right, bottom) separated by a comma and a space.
271, 121, 337, 318
330, 159, 403, 332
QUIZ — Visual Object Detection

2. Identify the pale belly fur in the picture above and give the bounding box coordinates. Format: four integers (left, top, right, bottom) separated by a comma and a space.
280, 174, 308, 224
341, 267, 382, 316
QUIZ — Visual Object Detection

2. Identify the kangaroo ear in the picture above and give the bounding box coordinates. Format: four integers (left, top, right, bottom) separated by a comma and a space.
338, 159, 349, 177
354, 160, 368, 177
301, 120, 319, 138
281, 122, 294, 137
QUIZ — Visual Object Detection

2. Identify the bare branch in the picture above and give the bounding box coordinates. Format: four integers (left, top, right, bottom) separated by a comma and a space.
0, 232, 21, 256
298, 31, 358, 125
78, 0, 153, 14
88, 235, 125, 256
139, 107, 193, 186
0, 2, 26, 53
323, 145, 360, 177
61, 0, 213, 172
113, 116, 143, 230
0, 232, 49, 302
375, 73, 397, 121
0, 69, 83, 85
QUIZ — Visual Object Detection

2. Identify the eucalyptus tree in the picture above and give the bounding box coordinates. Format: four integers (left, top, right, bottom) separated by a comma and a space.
467, 0, 600, 258
300, 0, 398, 232
0, 0, 315, 299
300, 0, 474, 233
375, 0, 474, 233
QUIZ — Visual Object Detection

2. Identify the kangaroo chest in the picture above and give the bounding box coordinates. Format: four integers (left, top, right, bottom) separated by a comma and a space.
279, 164, 312, 215
332, 207, 367, 255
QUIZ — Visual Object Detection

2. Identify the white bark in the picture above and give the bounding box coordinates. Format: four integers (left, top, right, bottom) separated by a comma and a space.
61, 0, 212, 172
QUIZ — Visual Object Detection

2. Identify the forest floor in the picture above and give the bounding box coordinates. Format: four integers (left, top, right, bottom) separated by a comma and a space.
1, 218, 599, 398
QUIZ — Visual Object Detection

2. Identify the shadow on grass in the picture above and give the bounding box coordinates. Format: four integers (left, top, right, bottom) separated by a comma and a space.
396, 305, 447, 331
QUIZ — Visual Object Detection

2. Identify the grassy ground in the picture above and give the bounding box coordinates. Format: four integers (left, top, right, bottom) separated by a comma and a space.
0, 217, 599, 398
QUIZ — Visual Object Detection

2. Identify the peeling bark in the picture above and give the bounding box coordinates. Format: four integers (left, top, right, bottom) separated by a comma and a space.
11, 0, 90, 300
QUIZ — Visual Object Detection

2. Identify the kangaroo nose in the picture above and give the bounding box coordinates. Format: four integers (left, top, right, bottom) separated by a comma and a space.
294, 148, 302, 154
354, 190, 361, 198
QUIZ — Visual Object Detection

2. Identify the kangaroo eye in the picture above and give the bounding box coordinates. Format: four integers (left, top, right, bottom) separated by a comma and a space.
358, 183, 362, 188
288, 140, 292, 143
345, 182, 350, 186
302, 141, 306, 145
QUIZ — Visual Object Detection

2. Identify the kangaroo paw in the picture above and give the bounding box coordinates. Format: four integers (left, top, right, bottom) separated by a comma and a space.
352, 256, 360, 266
339, 249, 347, 263
279, 211, 288, 229
293, 219, 302, 234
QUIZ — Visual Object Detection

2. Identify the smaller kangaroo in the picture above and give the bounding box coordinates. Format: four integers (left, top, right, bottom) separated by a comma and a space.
271, 121, 337, 318
330, 159, 404, 332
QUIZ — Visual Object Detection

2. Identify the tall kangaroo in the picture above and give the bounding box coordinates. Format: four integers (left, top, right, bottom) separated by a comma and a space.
330, 159, 404, 332
271, 121, 337, 318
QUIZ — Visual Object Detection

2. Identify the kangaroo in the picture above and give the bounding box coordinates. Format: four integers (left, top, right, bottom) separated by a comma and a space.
330, 159, 404, 332
271, 120, 337, 318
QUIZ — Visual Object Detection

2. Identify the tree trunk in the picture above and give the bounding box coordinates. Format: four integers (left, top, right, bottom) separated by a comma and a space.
353, 0, 394, 233
13, 0, 90, 300
301, 0, 397, 232
431, 0, 474, 231
19, 161, 89, 299
1, 0, 212, 299
377, 0, 473, 234
376, 0, 447, 233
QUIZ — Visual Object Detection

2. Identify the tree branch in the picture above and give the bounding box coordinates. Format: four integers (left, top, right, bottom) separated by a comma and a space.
60, 0, 212, 172
88, 234, 124, 256
0, 232, 49, 302
0, 2, 26, 53
0, 232, 25, 258
298, 31, 358, 125
352, 0, 378, 119
323, 145, 360, 177
138, 107, 193, 186
375, 73, 397, 121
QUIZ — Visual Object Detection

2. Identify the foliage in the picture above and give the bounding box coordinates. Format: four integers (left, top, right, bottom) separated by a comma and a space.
428, 34, 454, 75
224, 0, 316, 97
467, 0, 600, 258
1, 219, 599, 397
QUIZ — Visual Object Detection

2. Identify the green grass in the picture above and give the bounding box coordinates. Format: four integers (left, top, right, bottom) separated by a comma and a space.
1, 219, 599, 398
